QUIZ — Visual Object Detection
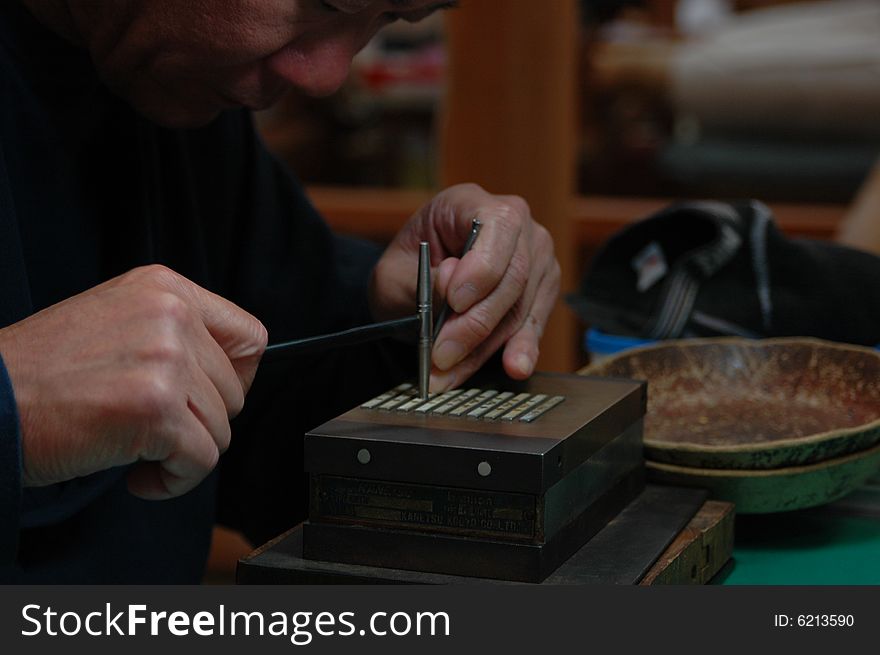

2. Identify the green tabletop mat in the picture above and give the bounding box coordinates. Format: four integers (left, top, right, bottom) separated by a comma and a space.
719, 474, 880, 585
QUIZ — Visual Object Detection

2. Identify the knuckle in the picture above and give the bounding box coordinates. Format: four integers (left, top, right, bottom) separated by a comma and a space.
128, 263, 179, 288
490, 202, 523, 230
141, 329, 189, 368
535, 223, 554, 250
131, 372, 180, 421
143, 290, 195, 331
473, 248, 507, 284
506, 250, 531, 293
527, 312, 545, 341
501, 194, 530, 218
462, 305, 496, 342
498, 301, 529, 341
508, 299, 529, 327
111, 373, 181, 461
451, 182, 484, 197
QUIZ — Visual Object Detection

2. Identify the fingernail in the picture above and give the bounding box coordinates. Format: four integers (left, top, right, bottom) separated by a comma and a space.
430, 370, 457, 393
450, 282, 478, 312
515, 354, 534, 377
434, 340, 466, 371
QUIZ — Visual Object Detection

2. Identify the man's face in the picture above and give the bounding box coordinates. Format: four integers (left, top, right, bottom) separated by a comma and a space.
64, 0, 454, 127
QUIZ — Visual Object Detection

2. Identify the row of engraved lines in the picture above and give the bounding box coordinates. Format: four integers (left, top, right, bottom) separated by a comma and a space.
360, 384, 565, 423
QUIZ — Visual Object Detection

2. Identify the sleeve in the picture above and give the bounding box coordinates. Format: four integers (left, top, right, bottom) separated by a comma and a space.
190, 112, 415, 544
183, 109, 384, 342
0, 352, 22, 566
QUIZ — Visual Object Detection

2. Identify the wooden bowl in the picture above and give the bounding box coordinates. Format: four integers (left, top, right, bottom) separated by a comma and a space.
583, 338, 880, 470
645, 442, 880, 513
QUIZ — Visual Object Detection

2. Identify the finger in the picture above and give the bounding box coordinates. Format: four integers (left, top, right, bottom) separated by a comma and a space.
187, 317, 246, 418
171, 279, 267, 392
430, 253, 557, 391
432, 256, 460, 328
501, 263, 560, 380
185, 365, 234, 451
429, 320, 506, 393
174, 279, 266, 361
432, 239, 531, 371
127, 410, 219, 500
433, 256, 459, 306
444, 203, 525, 314
430, 292, 535, 391
135, 265, 268, 392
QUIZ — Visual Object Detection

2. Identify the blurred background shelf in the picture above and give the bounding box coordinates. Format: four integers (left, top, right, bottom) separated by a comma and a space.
211, 0, 880, 584
310, 184, 847, 272
257, 0, 879, 376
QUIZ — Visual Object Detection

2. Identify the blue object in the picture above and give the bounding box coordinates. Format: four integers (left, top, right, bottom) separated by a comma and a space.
586, 328, 880, 358
585, 328, 655, 357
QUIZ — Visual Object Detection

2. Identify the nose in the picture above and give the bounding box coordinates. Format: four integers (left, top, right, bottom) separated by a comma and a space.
266, 31, 359, 97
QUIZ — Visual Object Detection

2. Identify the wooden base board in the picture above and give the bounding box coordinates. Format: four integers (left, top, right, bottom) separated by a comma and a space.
641, 500, 735, 585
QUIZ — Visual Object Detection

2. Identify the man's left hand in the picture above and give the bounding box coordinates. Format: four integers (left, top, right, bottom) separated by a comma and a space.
369, 183, 561, 392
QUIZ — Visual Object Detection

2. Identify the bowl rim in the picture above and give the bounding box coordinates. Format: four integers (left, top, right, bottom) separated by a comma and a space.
582, 336, 880, 456
644, 440, 880, 478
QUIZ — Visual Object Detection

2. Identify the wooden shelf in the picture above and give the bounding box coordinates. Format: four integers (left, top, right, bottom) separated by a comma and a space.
309, 185, 847, 247
306, 186, 431, 243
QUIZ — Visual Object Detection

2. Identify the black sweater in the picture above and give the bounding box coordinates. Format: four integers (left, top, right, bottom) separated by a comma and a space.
0, 2, 408, 582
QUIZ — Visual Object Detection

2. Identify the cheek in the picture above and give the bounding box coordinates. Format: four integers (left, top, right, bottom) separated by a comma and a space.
131, 1, 321, 74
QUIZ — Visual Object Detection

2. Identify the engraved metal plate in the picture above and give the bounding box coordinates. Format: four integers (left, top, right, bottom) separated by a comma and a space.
467, 391, 513, 418
360, 383, 413, 409
483, 392, 531, 420
501, 394, 548, 421
359, 386, 565, 423
432, 388, 480, 415
378, 389, 418, 411
414, 389, 463, 413
396, 394, 437, 413
519, 395, 566, 423
449, 389, 498, 417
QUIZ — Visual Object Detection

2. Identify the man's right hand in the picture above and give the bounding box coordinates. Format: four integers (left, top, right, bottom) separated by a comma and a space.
0, 265, 268, 500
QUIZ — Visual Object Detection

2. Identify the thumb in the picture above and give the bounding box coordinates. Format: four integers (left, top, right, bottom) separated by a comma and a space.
189, 291, 267, 394
151, 268, 268, 393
